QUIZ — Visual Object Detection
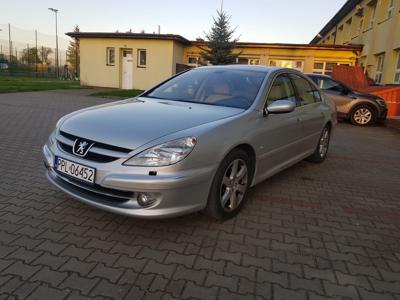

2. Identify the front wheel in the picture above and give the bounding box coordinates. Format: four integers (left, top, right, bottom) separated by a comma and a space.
350, 105, 375, 126
204, 149, 251, 220
307, 125, 331, 163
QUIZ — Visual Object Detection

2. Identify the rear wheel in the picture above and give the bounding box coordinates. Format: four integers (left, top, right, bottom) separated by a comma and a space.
204, 149, 251, 220
307, 125, 331, 163
350, 105, 376, 126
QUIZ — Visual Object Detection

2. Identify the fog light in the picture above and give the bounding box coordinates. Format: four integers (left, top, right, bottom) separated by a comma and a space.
137, 193, 157, 207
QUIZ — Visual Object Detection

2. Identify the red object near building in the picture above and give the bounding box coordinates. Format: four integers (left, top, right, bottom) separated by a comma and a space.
332, 66, 400, 117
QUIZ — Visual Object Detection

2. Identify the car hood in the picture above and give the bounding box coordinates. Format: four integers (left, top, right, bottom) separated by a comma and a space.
60, 97, 244, 150
351, 90, 379, 100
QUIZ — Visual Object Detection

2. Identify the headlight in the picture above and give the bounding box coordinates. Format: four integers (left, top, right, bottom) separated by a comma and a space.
124, 137, 197, 167
56, 116, 65, 128
376, 99, 386, 107
47, 128, 57, 146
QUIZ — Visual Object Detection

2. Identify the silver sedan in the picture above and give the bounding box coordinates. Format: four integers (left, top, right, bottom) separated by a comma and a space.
43, 66, 336, 219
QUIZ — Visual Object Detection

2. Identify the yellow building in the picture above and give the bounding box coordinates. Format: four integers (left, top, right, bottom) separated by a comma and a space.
185, 41, 361, 76
310, 0, 400, 84
67, 32, 361, 90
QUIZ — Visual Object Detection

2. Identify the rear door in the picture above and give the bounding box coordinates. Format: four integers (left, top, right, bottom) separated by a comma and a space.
289, 74, 325, 151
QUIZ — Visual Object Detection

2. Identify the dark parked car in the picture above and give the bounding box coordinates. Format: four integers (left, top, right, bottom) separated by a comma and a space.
307, 74, 387, 126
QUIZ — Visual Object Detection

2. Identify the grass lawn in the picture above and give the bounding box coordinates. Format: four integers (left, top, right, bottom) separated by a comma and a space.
0, 76, 83, 93
91, 89, 144, 99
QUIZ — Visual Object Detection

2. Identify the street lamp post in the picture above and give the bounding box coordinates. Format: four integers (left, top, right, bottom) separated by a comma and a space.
0, 29, 2, 57
48, 8, 59, 78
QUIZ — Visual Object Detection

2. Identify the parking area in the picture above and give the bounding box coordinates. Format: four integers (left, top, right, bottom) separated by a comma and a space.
0, 89, 400, 300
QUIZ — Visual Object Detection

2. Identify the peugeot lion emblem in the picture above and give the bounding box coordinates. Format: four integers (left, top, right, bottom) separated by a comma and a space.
73, 139, 94, 157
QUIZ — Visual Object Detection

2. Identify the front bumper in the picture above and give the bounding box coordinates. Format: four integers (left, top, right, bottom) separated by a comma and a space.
378, 107, 388, 121
43, 144, 214, 219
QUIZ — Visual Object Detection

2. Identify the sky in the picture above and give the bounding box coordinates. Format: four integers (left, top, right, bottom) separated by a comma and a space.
0, 0, 347, 50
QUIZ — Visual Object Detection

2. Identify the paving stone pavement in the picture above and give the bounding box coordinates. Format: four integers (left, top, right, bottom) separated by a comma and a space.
0, 89, 400, 300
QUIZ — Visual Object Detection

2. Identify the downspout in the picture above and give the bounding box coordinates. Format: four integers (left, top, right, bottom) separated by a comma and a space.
333, 25, 338, 45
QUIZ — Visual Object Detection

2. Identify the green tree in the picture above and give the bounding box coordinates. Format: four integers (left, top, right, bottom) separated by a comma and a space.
39, 47, 53, 65
21, 48, 41, 64
201, 10, 240, 65
67, 25, 80, 76
0, 53, 8, 63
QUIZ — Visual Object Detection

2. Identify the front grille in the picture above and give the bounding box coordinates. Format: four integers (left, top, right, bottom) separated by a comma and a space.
59, 131, 131, 153
57, 130, 132, 163
58, 142, 117, 163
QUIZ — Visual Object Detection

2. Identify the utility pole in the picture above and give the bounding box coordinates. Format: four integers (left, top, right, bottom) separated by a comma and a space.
41, 45, 44, 74
48, 8, 59, 78
35, 30, 38, 74
8, 24, 12, 64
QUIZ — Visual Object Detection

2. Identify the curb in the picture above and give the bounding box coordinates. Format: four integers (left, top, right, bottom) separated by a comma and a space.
384, 118, 400, 132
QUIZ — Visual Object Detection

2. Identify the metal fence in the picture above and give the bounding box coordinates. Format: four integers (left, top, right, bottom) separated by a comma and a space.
0, 24, 75, 78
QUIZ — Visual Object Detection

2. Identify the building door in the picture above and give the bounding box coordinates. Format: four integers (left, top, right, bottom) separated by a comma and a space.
122, 50, 133, 89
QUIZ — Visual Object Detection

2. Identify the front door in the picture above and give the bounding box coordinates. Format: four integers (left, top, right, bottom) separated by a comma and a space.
122, 50, 133, 89
289, 74, 325, 150
254, 74, 304, 181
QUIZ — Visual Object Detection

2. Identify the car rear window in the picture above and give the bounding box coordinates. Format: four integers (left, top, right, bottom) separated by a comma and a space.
145, 68, 267, 109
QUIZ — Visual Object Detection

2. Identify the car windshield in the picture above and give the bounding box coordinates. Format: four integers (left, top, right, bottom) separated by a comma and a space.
145, 68, 267, 109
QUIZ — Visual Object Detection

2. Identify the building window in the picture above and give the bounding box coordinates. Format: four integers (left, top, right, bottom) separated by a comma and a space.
137, 49, 146, 67
269, 59, 304, 71
369, 4, 376, 28
237, 57, 260, 65
375, 53, 385, 83
395, 51, 400, 84
106, 47, 115, 66
312, 62, 339, 76
388, 0, 394, 18
188, 56, 199, 66
248, 58, 260, 65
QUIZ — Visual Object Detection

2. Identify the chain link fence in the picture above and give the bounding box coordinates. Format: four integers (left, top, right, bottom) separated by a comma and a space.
0, 24, 76, 79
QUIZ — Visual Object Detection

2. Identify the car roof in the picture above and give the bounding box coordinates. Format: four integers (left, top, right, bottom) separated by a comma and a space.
196, 65, 284, 73
306, 73, 332, 78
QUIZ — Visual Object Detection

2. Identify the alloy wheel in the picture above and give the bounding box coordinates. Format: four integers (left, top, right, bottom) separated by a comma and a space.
353, 108, 372, 125
220, 159, 248, 212
319, 127, 330, 158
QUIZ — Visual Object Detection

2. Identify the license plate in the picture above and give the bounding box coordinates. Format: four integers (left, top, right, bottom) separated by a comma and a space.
55, 156, 96, 184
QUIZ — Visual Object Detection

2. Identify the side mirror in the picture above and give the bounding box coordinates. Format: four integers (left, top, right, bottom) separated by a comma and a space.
265, 100, 296, 115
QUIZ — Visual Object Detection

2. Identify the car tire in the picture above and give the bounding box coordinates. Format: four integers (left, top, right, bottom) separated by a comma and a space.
307, 125, 331, 163
204, 149, 251, 220
350, 104, 376, 126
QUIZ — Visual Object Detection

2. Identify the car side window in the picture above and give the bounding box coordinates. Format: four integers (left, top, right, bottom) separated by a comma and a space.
266, 75, 296, 106
317, 78, 345, 93
290, 74, 321, 105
